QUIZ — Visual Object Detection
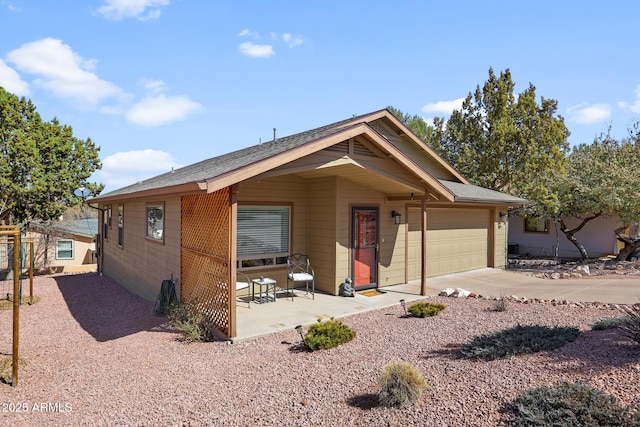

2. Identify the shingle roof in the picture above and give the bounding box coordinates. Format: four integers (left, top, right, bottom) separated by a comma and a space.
438, 180, 528, 204
30, 219, 99, 238
96, 113, 373, 199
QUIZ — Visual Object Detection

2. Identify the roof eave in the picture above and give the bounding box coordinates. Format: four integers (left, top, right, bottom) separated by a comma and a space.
453, 196, 529, 205
87, 182, 203, 204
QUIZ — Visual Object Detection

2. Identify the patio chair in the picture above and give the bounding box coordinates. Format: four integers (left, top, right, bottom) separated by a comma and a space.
286, 253, 315, 300
236, 272, 252, 308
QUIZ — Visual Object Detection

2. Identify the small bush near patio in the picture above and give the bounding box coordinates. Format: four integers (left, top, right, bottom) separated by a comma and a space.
304, 317, 355, 351
591, 317, 623, 331
618, 303, 640, 345
407, 301, 445, 318
167, 300, 218, 342
378, 360, 427, 408
509, 381, 640, 427
461, 324, 580, 360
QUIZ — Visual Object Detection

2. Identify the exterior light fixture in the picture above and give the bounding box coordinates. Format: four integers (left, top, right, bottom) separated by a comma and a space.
499, 211, 508, 222
399, 299, 407, 316
391, 210, 402, 225
295, 325, 305, 343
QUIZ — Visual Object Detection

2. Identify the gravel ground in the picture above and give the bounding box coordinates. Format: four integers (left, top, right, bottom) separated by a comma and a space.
1, 273, 639, 426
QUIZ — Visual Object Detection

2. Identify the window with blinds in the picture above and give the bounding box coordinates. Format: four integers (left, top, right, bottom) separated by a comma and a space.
237, 205, 290, 268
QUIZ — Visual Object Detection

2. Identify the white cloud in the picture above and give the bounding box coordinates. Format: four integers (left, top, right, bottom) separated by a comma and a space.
282, 33, 303, 47
98, 149, 181, 190
238, 29, 259, 39
238, 42, 275, 58
0, 59, 29, 95
566, 102, 612, 124
422, 98, 465, 115
617, 84, 640, 113
140, 78, 166, 93
103, 149, 178, 171
125, 94, 201, 126
97, 0, 169, 21
6, 38, 123, 105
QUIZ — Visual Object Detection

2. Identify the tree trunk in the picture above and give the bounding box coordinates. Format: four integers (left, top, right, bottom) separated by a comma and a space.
614, 226, 640, 261
558, 213, 602, 261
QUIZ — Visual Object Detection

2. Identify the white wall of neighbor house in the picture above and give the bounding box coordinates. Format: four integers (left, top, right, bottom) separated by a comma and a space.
25, 229, 95, 269
100, 196, 181, 301
508, 215, 623, 258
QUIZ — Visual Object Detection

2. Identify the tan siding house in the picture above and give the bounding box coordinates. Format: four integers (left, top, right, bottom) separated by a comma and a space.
89, 109, 525, 338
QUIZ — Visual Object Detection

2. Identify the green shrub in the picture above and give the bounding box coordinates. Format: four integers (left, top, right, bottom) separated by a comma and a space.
407, 302, 446, 318
591, 317, 623, 331
378, 360, 427, 408
167, 300, 218, 342
618, 304, 640, 345
461, 324, 580, 360
304, 317, 355, 351
510, 381, 640, 426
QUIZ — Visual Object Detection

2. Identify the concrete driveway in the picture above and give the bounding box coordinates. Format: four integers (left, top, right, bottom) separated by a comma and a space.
427, 268, 640, 305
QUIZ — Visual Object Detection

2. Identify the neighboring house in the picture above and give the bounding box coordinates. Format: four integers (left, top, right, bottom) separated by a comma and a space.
25, 218, 98, 273
508, 215, 625, 259
88, 108, 525, 338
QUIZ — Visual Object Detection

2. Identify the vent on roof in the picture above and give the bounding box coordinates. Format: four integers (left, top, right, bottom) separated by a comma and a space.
325, 141, 349, 153
370, 122, 396, 142
353, 141, 378, 157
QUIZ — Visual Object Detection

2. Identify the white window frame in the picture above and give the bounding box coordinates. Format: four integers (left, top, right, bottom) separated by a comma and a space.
56, 239, 74, 260
236, 205, 291, 270
145, 203, 165, 242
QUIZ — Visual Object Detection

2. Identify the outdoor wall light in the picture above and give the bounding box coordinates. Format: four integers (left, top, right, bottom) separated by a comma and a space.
399, 299, 407, 316
499, 211, 508, 222
391, 210, 402, 225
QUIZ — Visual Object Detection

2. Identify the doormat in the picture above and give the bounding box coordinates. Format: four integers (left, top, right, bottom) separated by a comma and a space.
358, 289, 385, 297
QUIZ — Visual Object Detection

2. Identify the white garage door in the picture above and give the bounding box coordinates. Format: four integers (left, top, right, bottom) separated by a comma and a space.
407, 208, 489, 279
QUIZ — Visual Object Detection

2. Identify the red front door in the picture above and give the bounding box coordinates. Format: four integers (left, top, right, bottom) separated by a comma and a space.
352, 208, 378, 289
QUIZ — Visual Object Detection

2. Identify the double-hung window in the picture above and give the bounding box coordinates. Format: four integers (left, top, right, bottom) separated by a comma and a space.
103, 206, 111, 240
237, 205, 290, 269
56, 239, 74, 260
146, 203, 164, 242
118, 205, 124, 247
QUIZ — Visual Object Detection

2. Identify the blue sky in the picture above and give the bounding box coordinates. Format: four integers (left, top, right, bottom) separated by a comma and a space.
1, 1, 639, 193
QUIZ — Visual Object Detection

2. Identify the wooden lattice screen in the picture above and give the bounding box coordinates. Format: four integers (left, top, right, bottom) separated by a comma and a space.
181, 187, 233, 337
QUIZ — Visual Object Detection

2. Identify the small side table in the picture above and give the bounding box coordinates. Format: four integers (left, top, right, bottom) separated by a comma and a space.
252, 277, 277, 304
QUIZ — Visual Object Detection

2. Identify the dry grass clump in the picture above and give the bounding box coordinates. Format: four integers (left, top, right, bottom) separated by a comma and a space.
378, 360, 427, 408
0, 295, 41, 311
0, 356, 27, 384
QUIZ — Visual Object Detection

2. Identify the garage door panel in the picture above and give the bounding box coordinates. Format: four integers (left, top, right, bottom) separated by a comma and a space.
408, 208, 489, 279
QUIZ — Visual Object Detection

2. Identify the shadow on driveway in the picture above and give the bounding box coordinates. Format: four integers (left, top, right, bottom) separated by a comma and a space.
55, 273, 171, 342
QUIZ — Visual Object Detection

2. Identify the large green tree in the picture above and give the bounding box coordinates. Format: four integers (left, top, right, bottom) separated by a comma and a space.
436, 68, 570, 207
390, 68, 570, 210
553, 127, 640, 260
0, 86, 103, 224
